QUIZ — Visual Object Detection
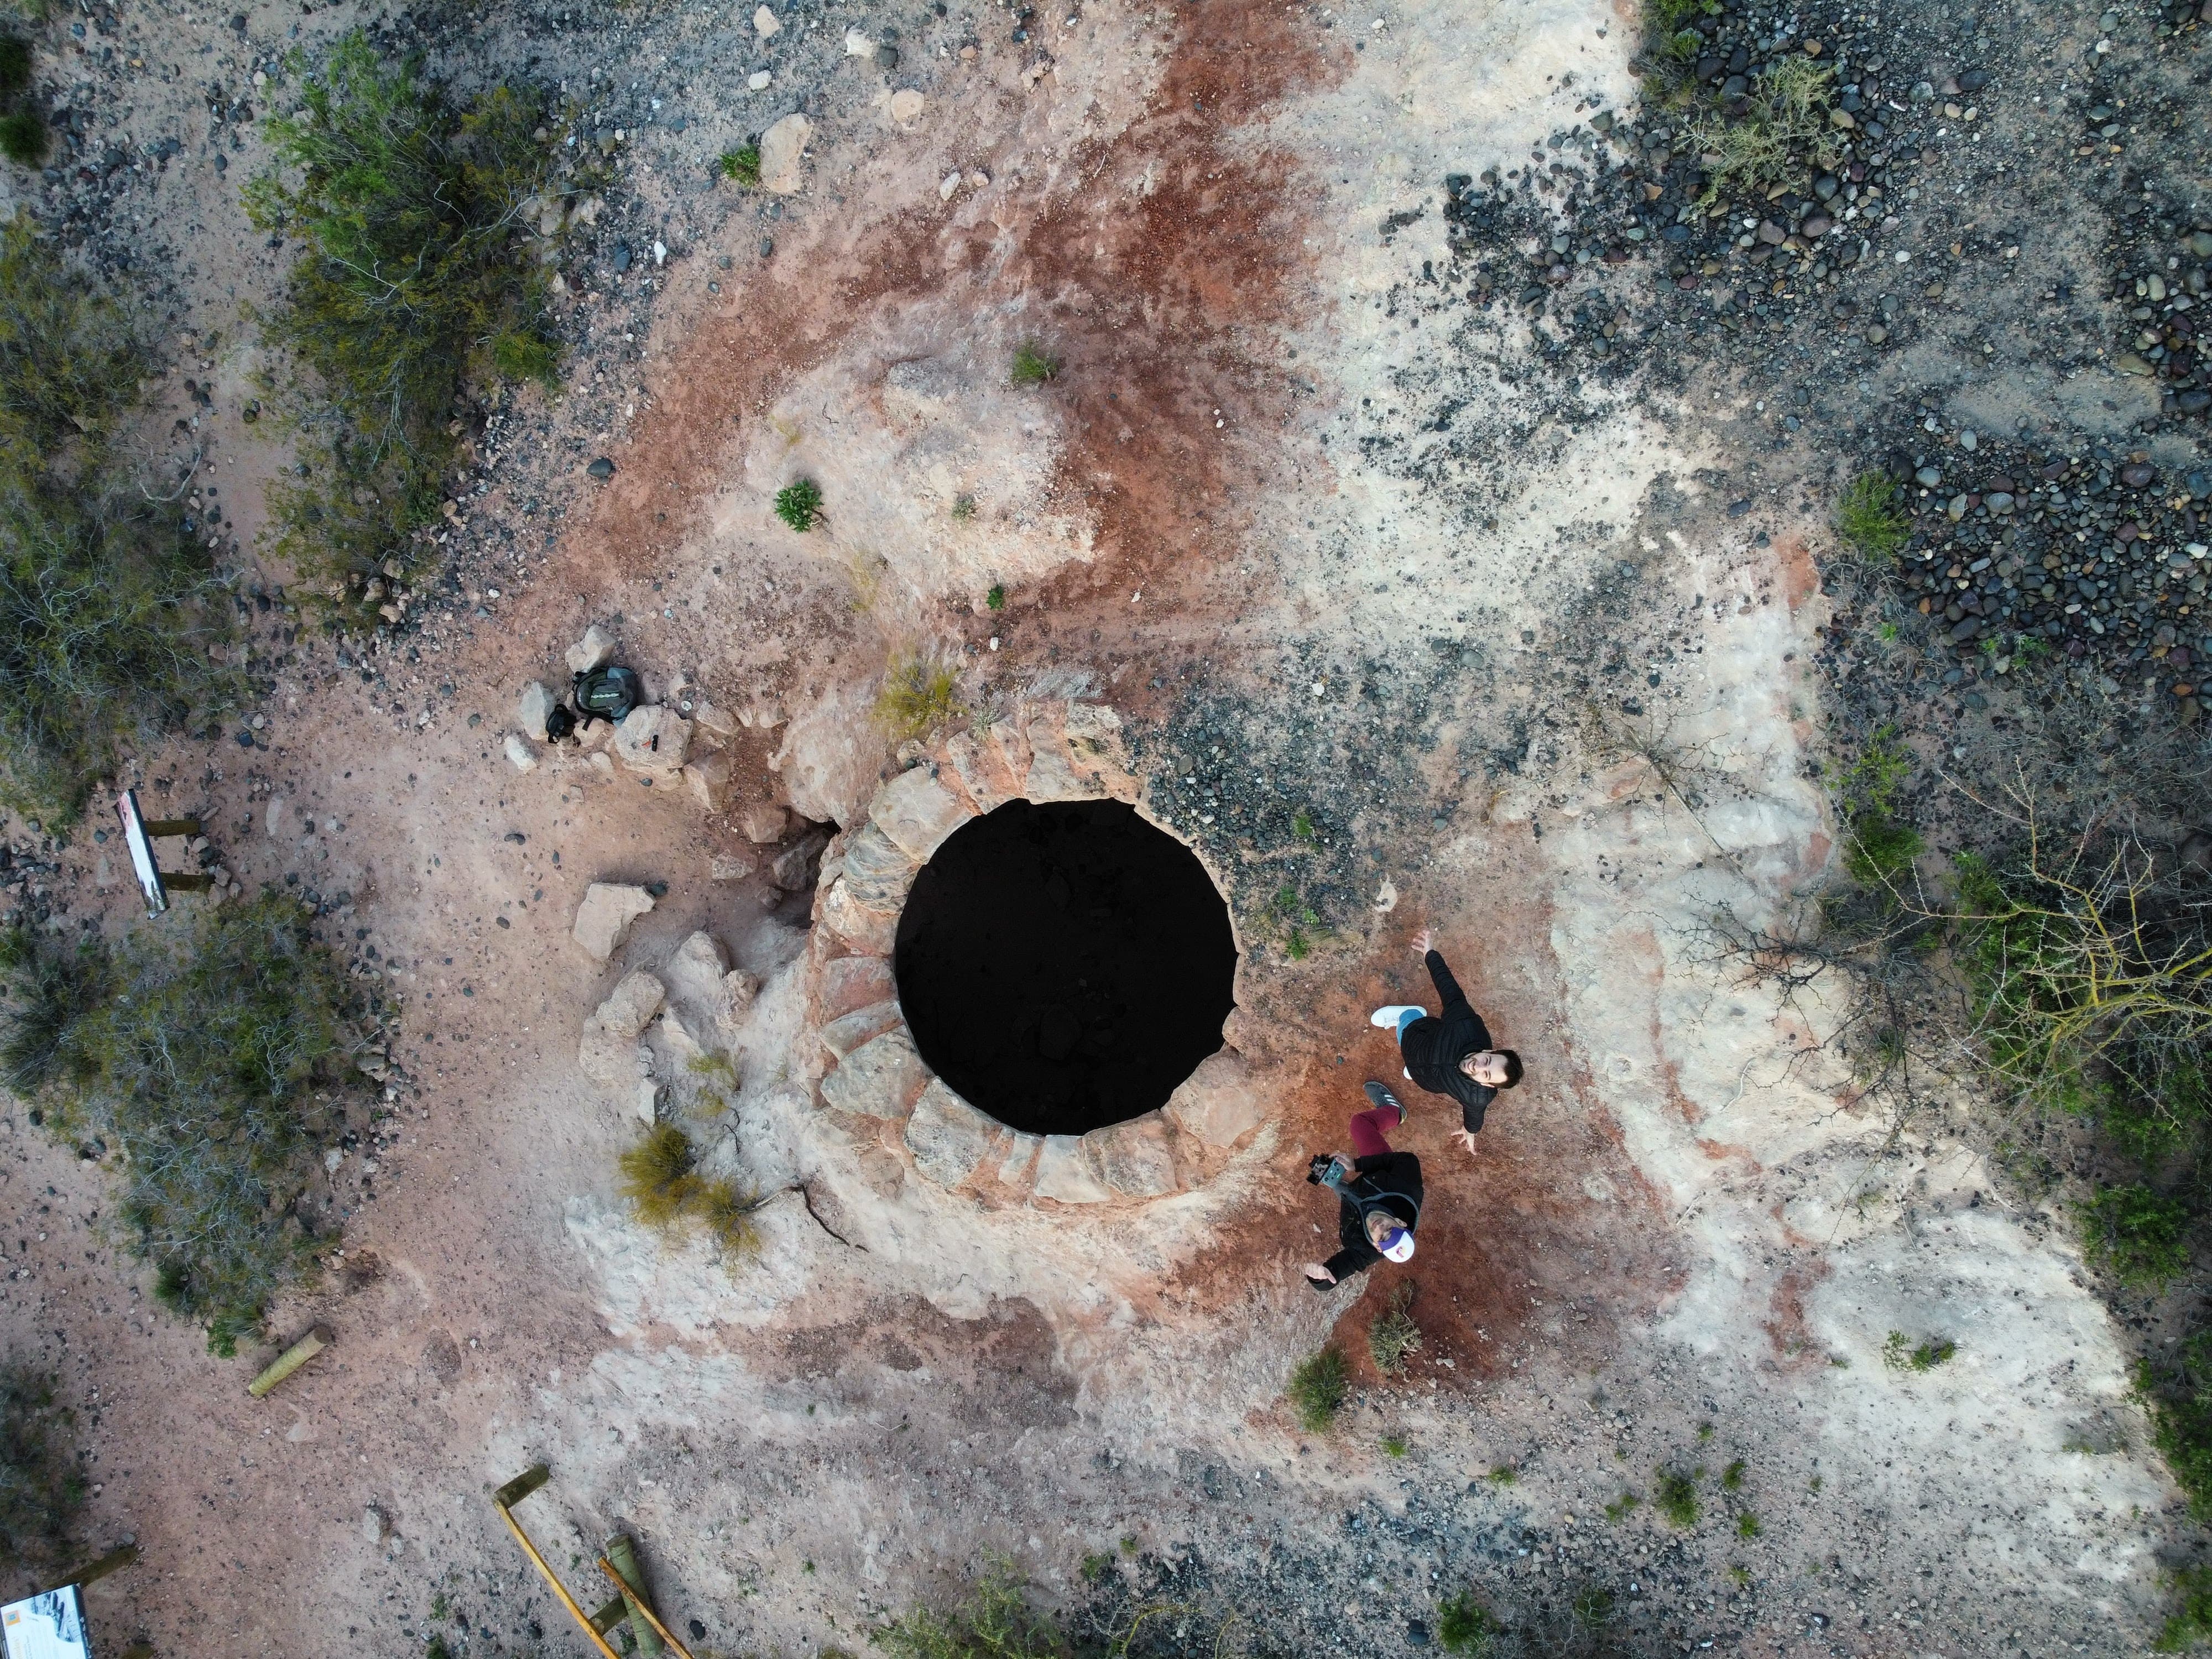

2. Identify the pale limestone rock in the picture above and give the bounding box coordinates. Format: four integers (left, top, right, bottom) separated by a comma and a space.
572, 883, 654, 960
821, 954, 896, 1017
998, 1130, 1043, 1188
682, 752, 734, 811
504, 732, 539, 774
869, 766, 975, 861
662, 931, 729, 1013
942, 728, 1021, 812
635, 1078, 662, 1124
1087, 1113, 1179, 1199
614, 705, 692, 779
709, 852, 758, 882
1032, 1134, 1110, 1204
820, 1027, 927, 1120
819, 876, 898, 954
821, 999, 902, 1059
758, 112, 812, 195
841, 820, 919, 910
565, 624, 616, 674
515, 681, 557, 739
754, 3, 780, 34
904, 1079, 1003, 1186
888, 88, 925, 123
982, 718, 1032, 795
739, 802, 789, 844
588, 751, 618, 779
692, 700, 739, 740
771, 682, 883, 826
579, 971, 665, 1093
1162, 1050, 1264, 1147
718, 970, 761, 1031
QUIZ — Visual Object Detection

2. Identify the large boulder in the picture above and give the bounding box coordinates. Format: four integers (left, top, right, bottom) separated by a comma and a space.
573, 883, 655, 960
579, 971, 665, 1094
682, 752, 734, 811
758, 112, 812, 195
771, 682, 884, 826
516, 681, 557, 740
739, 802, 790, 844
565, 624, 616, 674
819, 1027, 929, 1120
614, 705, 692, 779
1162, 1050, 1264, 1147
904, 1079, 1003, 1187
868, 766, 975, 862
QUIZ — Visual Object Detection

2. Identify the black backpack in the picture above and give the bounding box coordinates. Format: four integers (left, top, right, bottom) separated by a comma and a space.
572, 665, 641, 724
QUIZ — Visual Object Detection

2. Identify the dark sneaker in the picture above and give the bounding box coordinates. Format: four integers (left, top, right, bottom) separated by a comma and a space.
1363, 1080, 1404, 1118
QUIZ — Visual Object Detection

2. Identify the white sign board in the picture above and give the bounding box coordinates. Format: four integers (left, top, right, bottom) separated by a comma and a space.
2, 1586, 92, 1659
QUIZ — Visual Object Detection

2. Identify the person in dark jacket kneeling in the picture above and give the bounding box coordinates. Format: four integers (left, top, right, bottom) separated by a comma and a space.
1371, 927, 1522, 1155
1303, 1082, 1423, 1291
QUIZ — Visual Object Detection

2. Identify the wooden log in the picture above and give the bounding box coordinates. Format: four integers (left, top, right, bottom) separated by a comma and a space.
246, 1324, 331, 1397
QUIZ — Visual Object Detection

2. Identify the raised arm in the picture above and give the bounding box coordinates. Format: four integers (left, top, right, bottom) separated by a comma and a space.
1425, 948, 1472, 1015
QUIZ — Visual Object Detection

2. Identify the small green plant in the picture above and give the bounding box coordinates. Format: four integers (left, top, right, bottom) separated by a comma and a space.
1735, 1510, 1762, 1538
1486, 1464, 1517, 1486
954, 495, 979, 524
425, 1637, 454, 1659
1436, 1591, 1498, 1655
1837, 727, 1922, 886
0, 106, 41, 166
877, 653, 962, 739
618, 1124, 764, 1263
775, 477, 823, 532
1368, 1281, 1423, 1375
1079, 1550, 1112, 1583
1287, 1345, 1349, 1432
0, 1361, 83, 1578
1835, 472, 1912, 564
1809, 1474, 1824, 1493
1118, 1535, 1137, 1556
1604, 1490, 1640, 1522
1695, 1421, 1714, 1442
1655, 1466, 1699, 1528
984, 581, 1004, 609
718, 144, 761, 186
1291, 808, 1318, 843
2158, 1564, 2212, 1652
1877, 620, 1900, 641
871, 1556, 1060, 1659
1009, 341, 1058, 387
1721, 1458, 1746, 1491
1884, 1331, 1957, 1371
1691, 57, 1838, 205
2078, 1183, 2193, 1288
1382, 1433, 1409, 1458
1570, 1587, 1614, 1632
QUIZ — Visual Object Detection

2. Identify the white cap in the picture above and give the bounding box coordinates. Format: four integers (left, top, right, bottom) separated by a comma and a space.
1380, 1227, 1416, 1264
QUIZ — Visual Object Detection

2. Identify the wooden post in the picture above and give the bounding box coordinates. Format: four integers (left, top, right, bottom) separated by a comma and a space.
247, 1325, 330, 1397
603, 1534, 665, 1656
61, 1541, 139, 1585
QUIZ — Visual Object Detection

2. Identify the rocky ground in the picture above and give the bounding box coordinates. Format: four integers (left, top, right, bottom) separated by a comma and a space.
2, 0, 2209, 1653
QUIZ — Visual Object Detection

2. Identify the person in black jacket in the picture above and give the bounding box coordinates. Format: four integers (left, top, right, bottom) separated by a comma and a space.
1370, 928, 1522, 1154
1302, 1082, 1423, 1291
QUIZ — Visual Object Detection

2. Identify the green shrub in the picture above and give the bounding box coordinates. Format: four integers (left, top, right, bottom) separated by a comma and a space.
718, 145, 761, 186
1720, 1458, 1745, 1491
1571, 1586, 1614, 1631
2158, 1564, 2212, 1650
0, 108, 42, 167
984, 580, 1003, 607
1486, 1464, 1516, 1485
774, 477, 822, 532
1844, 813, 1923, 884
871, 1557, 1060, 1659
1603, 1490, 1639, 1521
1655, 1465, 1699, 1527
1381, 1432, 1408, 1457
1691, 57, 1837, 205
0, 1361, 83, 1580
1882, 1331, 1955, 1371
0, 34, 30, 96
1009, 342, 1058, 387
248, 33, 561, 603
1, 894, 367, 1353
2079, 1184, 2193, 1288
617, 1123, 763, 1263
877, 654, 961, 739
1735, 1510, 1761, 1538
1436, 1590, 1498, 1655
1287, 1345, 1349, 1431
2143, 1336, 2212, 1520
0, 213, 148, 464
957, 497, 979, 525
1368, 1281, 1423, 1375
1835, 472, 1911, 563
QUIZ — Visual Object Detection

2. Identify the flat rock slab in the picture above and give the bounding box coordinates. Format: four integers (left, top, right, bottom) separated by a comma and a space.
1086, 1113, 1180, 1199
904, 1079, 1003, 1187
759, 112, 812, 195
819, 877, 898, 955
739, 802, 790, 843
869, 766, 976, 861
821, 998, 904, 1060
565, 624, 616, 674
820, 1027, 928, 1121
1163, 1050, 1264, 1148
840, 821, 919, 910
772, 681, 883, 827
614, 705, 692, 778
580, 970, 665, 1093
821, 954, 897, 1018
1031, 1133, 1110, 1204
573, 882, 655, 960
516, 681, 556, 739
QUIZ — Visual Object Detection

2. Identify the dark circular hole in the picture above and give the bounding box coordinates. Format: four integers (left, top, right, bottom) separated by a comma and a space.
893, 799, 1238, 1138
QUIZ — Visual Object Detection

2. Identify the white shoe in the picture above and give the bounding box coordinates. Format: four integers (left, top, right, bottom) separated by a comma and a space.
1370, 1004, 1424, 1029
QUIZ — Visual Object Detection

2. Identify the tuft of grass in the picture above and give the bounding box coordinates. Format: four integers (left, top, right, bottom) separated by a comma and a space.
1287, 1345, 1349, 1432
1, 894, 365, 1354
1603, 1490, 1639, 1522
1883, 1331, 1957, 1371
1486, 1464, 1517, 1486
1291, 808, 1318, 843
871, 1556, 1060, 1659
1381, 1433, 1408, 1458
1735, 1510, 1761, 1538
248, 33, 562, 608
1079, 1551, 1113, 1584
774, 477, 822, 532
1721, 1458, 1746, 1491
1571, 1586, 1614, 1632
984, 581, 1004, 609
1837, 727, 1921, 887
1691, 56, 1838, 205
1835, 472, 1911, 564
2159, 1564, 2212, 1652
1436, 1591, 1498, 1656
1655, 1465, 1699, 1528
618, 1124, 763, 1261
0, 105, 42, 166
877, 653, 962, 740
1368, 1281, 1423, 1376
954, 495, 978, 524
2078, 1183, 2192, 1288
718, 144, 761, 186
0, 1361, 83, 1579
1009, 341, 1058, 387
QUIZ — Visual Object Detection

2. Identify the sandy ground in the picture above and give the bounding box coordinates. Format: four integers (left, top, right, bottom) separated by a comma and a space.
0, 0, 2199, 1653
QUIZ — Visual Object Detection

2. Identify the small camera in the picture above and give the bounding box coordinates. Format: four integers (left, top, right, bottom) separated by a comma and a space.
1306, 1154, 1334, 1186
